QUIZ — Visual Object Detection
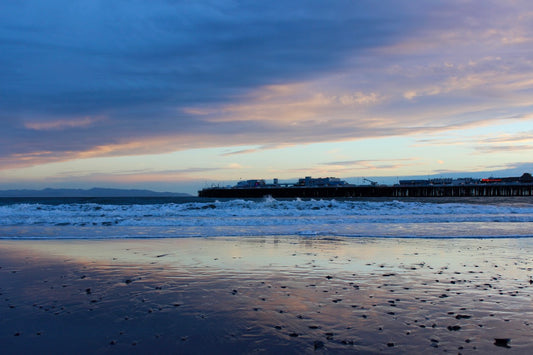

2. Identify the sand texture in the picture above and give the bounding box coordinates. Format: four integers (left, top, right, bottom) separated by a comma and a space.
1, 237, 533, 354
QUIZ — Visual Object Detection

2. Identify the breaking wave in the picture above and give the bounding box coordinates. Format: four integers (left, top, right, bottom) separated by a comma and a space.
1, 197, 532, 239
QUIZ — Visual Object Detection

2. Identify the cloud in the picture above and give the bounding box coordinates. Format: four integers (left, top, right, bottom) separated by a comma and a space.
338, 92, 380, 105
475, 145, 533, 154
24, 116, 102, 131
413, 129, 533, 151
432, 162, 533, 177
220, 148, 259, 157
479, 131, 533, 144
226, 163, 244, 170
320, 158, 419, 171
1, 0, 533, 172
1, 1, 424, 166
403, 91, 417, 100
1, 1, 411, 113
493, 162, 533, 173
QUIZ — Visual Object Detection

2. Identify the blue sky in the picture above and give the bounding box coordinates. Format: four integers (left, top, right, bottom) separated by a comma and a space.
1, 1, 533, 193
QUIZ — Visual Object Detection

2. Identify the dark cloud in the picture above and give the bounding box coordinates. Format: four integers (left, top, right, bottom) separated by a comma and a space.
0, 6, 426, 124
1, 0, 526, 168
1, 1, 414, 112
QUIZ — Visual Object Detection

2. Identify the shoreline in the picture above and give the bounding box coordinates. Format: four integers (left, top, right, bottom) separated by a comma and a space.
2, 237, 533, 353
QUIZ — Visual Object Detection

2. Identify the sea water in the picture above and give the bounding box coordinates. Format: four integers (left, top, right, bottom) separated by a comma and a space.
1, 196, 533, 239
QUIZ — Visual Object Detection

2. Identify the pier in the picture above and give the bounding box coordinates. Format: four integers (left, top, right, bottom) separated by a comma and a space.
198, 183, 533, 198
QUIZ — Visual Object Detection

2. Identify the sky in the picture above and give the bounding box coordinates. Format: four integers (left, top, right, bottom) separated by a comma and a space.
1, 0, 533, 194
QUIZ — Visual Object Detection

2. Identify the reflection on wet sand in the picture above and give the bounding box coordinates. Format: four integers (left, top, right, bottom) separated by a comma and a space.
1, 237, 533, 353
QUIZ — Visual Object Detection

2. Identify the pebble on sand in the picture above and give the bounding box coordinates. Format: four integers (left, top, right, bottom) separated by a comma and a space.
494, 338, 511, 348
313, 340, 324, 350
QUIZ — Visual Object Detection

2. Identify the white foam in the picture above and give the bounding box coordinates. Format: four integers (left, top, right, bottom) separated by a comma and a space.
1, 198, 533, 239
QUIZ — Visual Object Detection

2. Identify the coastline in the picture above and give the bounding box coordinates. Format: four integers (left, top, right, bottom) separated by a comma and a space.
1, 236, 533, 353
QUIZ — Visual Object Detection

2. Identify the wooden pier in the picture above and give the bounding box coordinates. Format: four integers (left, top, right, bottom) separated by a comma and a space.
199, 184, 533, 198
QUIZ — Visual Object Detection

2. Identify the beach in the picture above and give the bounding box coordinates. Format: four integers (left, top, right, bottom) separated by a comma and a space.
1, 236, 532, 354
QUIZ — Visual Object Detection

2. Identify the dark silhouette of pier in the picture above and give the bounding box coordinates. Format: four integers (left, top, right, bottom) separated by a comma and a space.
199, 184, 533, 198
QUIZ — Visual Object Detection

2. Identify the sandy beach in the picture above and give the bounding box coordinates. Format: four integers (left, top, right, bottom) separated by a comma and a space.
1, 236, 533, 354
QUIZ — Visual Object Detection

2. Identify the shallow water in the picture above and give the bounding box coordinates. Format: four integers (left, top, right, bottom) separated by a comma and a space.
1, 237, 532, 353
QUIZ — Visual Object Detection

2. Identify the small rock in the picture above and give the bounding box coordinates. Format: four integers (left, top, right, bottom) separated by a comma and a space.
314, 340, 325, 350
455, 314, 471, 319
494, 338, 511, 348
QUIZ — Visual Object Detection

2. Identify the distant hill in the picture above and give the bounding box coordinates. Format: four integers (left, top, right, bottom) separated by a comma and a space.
0, 188, 191, 197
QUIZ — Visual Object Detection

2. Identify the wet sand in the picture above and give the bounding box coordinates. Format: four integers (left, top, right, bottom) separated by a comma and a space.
1, 236, 533, 354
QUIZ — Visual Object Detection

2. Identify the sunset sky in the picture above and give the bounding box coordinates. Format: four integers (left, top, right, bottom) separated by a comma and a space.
1, 1, 533, 194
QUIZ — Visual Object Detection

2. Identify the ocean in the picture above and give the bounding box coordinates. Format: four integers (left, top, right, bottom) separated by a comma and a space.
1, 196, 533, 240
3, 196, 533, 353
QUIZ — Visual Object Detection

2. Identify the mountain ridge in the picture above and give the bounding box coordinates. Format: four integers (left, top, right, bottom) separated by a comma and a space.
0, 187, 190, 197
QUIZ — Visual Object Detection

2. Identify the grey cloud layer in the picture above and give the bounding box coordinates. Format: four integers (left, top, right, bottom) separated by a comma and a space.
2, 1, 412, 112
1, 1, 530, 166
